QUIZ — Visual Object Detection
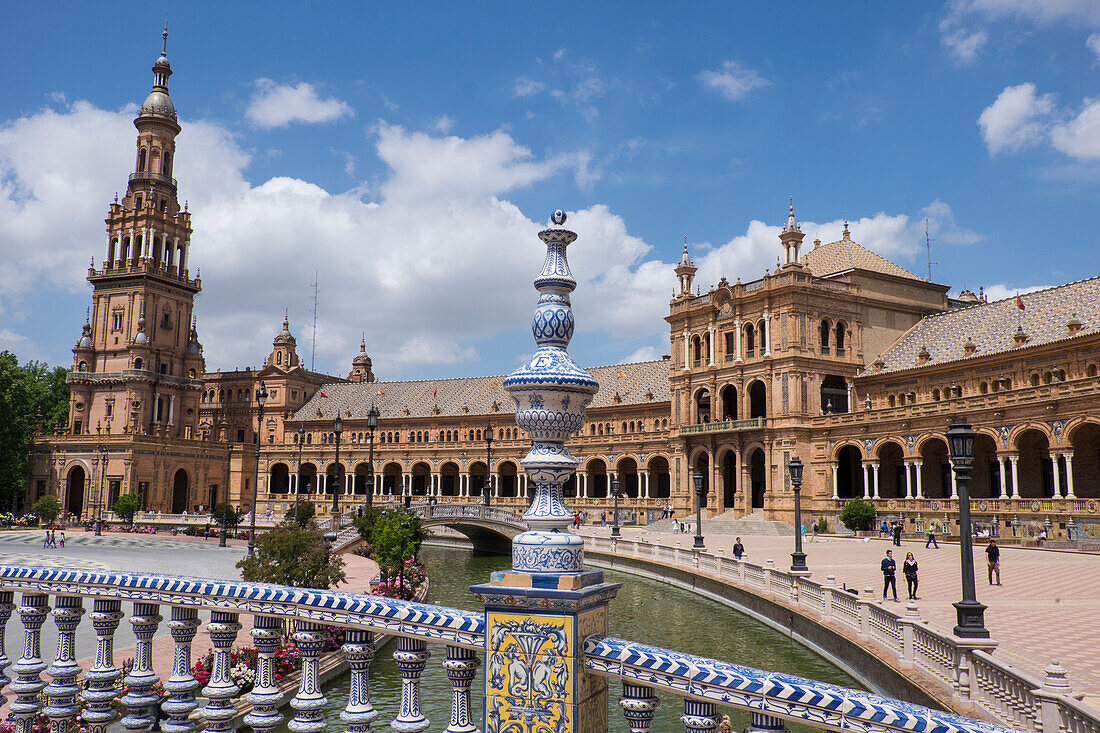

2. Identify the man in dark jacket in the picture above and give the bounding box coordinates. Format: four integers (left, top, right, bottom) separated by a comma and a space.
892, 522, 903, 546
986, 540, 1001, 585
881, 549, 898, 601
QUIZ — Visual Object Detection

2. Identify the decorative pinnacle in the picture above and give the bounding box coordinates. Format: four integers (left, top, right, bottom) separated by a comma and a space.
162, 17, 169, 56
551, 209, 567, 226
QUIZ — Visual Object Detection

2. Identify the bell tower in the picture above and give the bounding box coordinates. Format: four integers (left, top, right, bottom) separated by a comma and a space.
68, 25, 204, 439
674, 237, 697, 298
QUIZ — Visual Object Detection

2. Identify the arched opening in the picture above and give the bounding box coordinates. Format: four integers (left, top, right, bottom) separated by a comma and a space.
820, 375, 849, 414
138, 147, 147, 172
748, 380, 767, 419
744, 322, 756, 358
836, 445, 864, 499
411, 462, 431, 496
324, 464, 342, 495
720, 385, 737, 421
876, 443, 905, 498
498, 461, 518, 498
587, 459, 608, 498
162, 151, 172, 176
469, 461, 487, 498
835, 321, 847, 354
299, 463, 318, 497
616, 458, 639, 498
440, 462, 460, 497
702, 332, 711, 364
171, 469, 189, 514
353, 463, 371, 495
972, 434, 1000, 499
749, 449, 766, 509
270, 463, 290, 494
694, 388, 711, 423
1070, 423, 1100, 498
562, 474, 577, 498
65, 465, 86, 519
720, 449, 737, 510
917, 439, 949, 499
693, 453, 710, 509
647, 456, 671, 498
382, 462, 402, 496
820, 319, 831, 352
1016, 429, 1054, 498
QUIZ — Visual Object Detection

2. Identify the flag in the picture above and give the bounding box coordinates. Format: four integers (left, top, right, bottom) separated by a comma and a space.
1016, 294, 1026, 311
433, 389, 437, 398
491, 382, 498, 389
320, 390, 328, 398
377, 388, 385, 396
617, 371, 627, 379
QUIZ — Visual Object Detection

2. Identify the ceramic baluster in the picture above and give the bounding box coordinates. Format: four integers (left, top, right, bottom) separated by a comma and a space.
289, 621, 327, 733
44, 596, 85, 733
10, 593, 50, 733
681, 699, 720, 733
620, 683, 660, 732
162, 606, 201, 733
340, 629, 377, 733
245, 615, 285, 733
200, 611, 241, 733
442, 645, 479, 733
0, 590, 16, 704
745, 712, 789, 733
391, 637, 430, 733
81, 599, 124, 733
121, 602, 162, 733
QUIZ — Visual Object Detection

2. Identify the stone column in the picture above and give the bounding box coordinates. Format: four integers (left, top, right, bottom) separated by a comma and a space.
763, 312, 772, 356
707, 324, 716, 366
950, 468, 959, 499
1051, 455, 1062, 498
871, 462, 880, 499
998, 457, 1009, 499
831, 462, 838, 499
734, 319, 743, 361
1009, 455, 1020, 498
903, 461, 912, 498
1065, 453, 1076, 498
682, 329, 690, 370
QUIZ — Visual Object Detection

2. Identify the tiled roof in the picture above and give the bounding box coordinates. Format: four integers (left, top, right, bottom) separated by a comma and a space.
864, 276, 1100, 375
291, 359, 671, 422
801, 235, 924, 282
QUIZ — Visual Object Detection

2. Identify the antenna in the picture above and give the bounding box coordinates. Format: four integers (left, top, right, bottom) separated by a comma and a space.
924, 218, 936, 281
310, 271, 319, 371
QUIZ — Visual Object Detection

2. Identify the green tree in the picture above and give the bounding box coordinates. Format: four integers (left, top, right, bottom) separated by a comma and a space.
352, 506, 382, 547
33, 495, 61, 525
840, 498, 876, 532
369, 509, 428, 592
285, 501, 316, 527
236, 521, 346, 589
112, 493, 142, 527
0, 352, 69, 511
214, 503, 241, 530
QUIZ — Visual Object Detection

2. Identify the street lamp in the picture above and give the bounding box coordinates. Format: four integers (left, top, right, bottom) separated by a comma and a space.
484, 424, 494, 508
95, 444, 107, 536
788, 457, 808, 572
693, 471, 706, 550
331, 413, 344, 516
366, 405, 379, 509
220, 445, 231, 548
294, 426, 305, 525
947, 418, 989, 638
248, 380, 267, 557
611, 476, 621, 538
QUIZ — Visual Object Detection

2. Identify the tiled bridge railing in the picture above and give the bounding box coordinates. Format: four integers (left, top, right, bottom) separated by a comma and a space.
0, 565, 1030, 733
585, 536, 1100, 733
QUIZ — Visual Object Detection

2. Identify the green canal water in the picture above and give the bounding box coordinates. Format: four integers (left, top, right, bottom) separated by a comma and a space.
274, 546, 861, 732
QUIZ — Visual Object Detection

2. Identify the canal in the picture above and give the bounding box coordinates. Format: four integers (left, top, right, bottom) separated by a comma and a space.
275, 545, 861, 733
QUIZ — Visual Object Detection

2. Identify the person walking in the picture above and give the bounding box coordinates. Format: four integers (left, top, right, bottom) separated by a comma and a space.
892, 522, 903, 546
986, 540, 1001, 585
903, 552, 919, 600
925, 522, 939, 548
59, 530, 65, 548
881, 549, 899, 601
733, 537, 745, 560
43, 529, 50, 549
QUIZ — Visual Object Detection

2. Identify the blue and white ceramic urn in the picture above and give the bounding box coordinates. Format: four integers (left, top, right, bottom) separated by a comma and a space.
503, 210, 598, 574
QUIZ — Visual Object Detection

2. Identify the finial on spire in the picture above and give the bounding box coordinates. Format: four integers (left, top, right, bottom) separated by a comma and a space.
162, 16, 169, 56
85, 307, 90, 323
361, 331, 366, 350
551, 209, 567, 226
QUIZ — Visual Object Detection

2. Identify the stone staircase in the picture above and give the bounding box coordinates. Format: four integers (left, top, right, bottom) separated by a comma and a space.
643, 508, 794, 536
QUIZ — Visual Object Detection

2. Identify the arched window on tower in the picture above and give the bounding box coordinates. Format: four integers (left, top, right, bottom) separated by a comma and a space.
820, 319, 831, 354
162, 151, 172, 176
835, 321, 847, 355
276, 352, 282, 365
745, 323, 756, 358
138, 148, 147, 172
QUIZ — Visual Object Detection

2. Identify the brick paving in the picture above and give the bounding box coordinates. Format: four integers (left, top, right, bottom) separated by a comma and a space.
578, 526, 1100, 707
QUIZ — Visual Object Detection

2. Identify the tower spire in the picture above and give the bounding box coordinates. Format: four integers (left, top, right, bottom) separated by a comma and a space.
162, 16, 169, 56
779, 197, 806, 266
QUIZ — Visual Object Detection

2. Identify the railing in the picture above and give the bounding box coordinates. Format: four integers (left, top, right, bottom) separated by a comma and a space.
679, 417, 766, 435
585, 536, 1099, 733
129, 170, 178, 187
0, 566, 1028, 733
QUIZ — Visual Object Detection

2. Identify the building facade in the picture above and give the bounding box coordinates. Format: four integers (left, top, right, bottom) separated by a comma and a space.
27, 45, 1100, 540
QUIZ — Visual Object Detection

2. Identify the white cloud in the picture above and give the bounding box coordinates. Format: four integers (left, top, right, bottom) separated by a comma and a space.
941, 26, 989, 63
433, 115, 455, 134
245, 79, 354, 129
621, 346, 662, 364
981, 283, 1053, 302
1088, 32, 1100, 60
697, 61, 769, 102
513, 77, 545, 97
978, 83, 1056, 155
952, 0, 1100, 25
0, 328, 46, 361
1051, 98, 1100, 160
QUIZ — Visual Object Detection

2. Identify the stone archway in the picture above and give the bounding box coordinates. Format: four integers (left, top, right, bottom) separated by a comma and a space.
616, 458, 639, 498
720, 386, 737, 421
65, 465, 86, 519
646, 457, 671, 499
299, 463, 318, 498
749, 381, 767, 419
749, 449, 766, 509
719, 449, 737, 510
693, 453, 710, 509
587, 459, 608, 498
270, 463, 290, 494
353, 463, 371, 495
498, 461, 518, 498
1070, 423, 1100, 498
1016, 429, 1053, 498
836, 445, 863, 499
469, 461, 487, 498
972, 434, 1000, 499
382, 462, 402, 497
876, 442, 905, 498
411, 462, 431, 496
171, 469, 189, 514
695, 389, 711, 424
919, 439, 950, 499
440, 462, 460, 497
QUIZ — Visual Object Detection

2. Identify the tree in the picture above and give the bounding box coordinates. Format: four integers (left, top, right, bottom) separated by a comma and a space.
352, 506, 382, 546
286, 501, 316, 527
369, 509, 428, 592
237, 521, 346, 589
0, 353, 69, 511
840, 498, 876, 532
112, 493, 142, 527
33, 495, 61, 525
214, 503, 241, 530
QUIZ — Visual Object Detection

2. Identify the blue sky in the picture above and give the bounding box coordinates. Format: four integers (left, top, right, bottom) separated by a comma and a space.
1, 2, 1099, 380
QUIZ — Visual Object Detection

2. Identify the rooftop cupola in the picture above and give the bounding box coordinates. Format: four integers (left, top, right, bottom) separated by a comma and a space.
674, 236, 697, 298
348, 334, 375, 383
779, 197, 806, 266
138, 22, 177, 123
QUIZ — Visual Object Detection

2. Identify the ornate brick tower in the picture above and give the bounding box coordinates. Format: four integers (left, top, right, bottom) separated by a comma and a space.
69, 25, 204, 440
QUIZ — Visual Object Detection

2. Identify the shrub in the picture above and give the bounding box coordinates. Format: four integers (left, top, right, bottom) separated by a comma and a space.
839, 498, 876, 532
815, 517, 829, 534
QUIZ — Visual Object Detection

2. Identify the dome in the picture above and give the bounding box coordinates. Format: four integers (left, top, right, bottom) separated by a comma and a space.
352, 336, 371, 366
140, 90, 177, 120
274, 316, 296, 345
76, 320, 92, 349
134, 330, 148, 345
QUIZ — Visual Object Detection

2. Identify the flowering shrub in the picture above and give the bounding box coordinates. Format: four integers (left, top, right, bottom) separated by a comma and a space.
372, 558, 427, 601
192, 639, 302, 693
353, 544, 373, 558
0, 512, 37, 527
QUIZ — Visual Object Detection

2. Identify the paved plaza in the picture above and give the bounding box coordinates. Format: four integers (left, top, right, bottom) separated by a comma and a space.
578, 525, 1100, 708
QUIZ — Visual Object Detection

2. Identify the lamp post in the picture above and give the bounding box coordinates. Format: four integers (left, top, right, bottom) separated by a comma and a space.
220, 446, 231, 548
248, 381, 267, 558
294, 426, 305, 525
611, 476, 621, 538
95, 444, 107, 536
788, 457, 808, 572
484, 424, 494, 508
331, 414, 343, 517
947, 418, 989, 638
693, 471, 706, 550
366, 405, 379, 509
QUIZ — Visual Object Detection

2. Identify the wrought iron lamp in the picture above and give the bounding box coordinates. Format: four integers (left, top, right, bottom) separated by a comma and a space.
294, 426, 305, 525
947, 418, 989, 638
788, 457, 808, 572
248, 380, 267, 557
95, 444, 108, 536
693, 471, 706, 549
366, 405, 379, 509
331, 413, 344, 516
483, 424, 494, 508
611, 477, 621, 538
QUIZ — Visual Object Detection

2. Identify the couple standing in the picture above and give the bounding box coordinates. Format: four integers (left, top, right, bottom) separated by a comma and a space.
881, 549, 919, 601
